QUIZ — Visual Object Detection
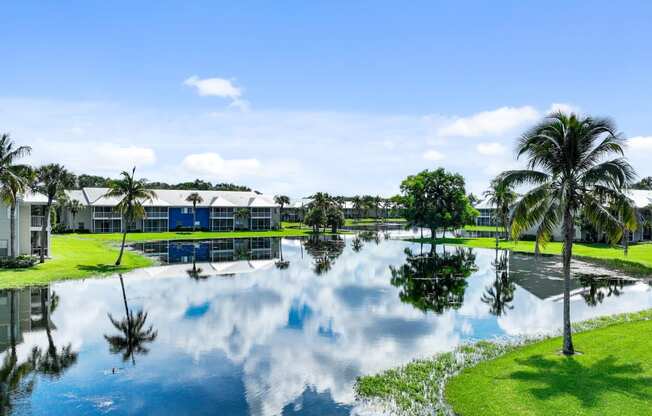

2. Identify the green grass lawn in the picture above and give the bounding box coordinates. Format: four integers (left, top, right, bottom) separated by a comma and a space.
0, 227, 345, 288
0, 234, 153, 288
408, 237, 652, 275
446, 316, 652, 415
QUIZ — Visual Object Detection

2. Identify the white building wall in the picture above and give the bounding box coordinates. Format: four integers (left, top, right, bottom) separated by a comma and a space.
18, 202, 31, 255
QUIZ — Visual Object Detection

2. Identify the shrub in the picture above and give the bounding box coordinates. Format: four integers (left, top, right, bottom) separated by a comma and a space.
0, 255, 38, 269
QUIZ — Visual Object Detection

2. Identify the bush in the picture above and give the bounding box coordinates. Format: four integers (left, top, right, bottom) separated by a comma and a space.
0, 255, 38, 269
51, 223, 69, 234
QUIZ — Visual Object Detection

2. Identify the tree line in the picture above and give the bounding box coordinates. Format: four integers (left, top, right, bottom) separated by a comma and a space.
76, 174, 251, 192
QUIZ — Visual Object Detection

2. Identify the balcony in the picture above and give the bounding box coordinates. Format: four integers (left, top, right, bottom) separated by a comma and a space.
93, 212, 123, 220
31, 216, 45, 228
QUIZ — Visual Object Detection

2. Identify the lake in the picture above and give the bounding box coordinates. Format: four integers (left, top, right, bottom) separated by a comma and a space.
1, 234, 650, 415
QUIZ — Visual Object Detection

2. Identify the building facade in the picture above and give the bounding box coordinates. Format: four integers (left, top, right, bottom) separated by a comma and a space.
62, 188, 281, 233
0, 192, 50, 258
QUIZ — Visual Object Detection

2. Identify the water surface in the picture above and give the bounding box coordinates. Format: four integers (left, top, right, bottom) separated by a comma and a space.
1, 234, 650, 415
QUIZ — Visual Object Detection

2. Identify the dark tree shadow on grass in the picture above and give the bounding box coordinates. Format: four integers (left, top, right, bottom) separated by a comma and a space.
76, 264, 131, 274
510, 355, 652, 408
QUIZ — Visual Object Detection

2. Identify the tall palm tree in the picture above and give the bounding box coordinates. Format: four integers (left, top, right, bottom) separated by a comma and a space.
185, 192, 204, 231
0, 135, 32, 257
1, 166, 34, 258
483, 178, 518, 246
104, 275, 157, 365
65, 199, 84, 231
274, 195, 290, 223
35, 164, 76, 263
103, 168, 156, 266
374, 195, 382, 222
499, 112, 635, 355
352, 195, 363, 220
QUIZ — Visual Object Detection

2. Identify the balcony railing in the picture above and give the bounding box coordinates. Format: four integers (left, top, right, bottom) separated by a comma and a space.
31, 216, 45, 228
93, 212, 123, 220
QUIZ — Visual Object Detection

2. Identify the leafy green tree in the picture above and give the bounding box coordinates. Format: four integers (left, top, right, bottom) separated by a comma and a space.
483, 178, 518, 244
0, 134, 33, 257
400, 168, 478, 238
35, 164, 76, 263
499, 112, 635, 355
274, 195, 290, 222
103, 168, 156, 266
185, 192, 204, 231
632, 176, 652, 190
304, 207, 326, 232
326, 205, 345, 233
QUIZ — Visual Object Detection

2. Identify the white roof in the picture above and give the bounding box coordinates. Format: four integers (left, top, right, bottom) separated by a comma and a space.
21, 191, 48, 204
65, 187, 278, 208
473, 198, 495, 210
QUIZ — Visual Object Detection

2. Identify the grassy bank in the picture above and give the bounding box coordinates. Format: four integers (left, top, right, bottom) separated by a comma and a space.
356, 309, 652, 416
408, 237, 652, 275
0, 228, 340, 288
463, 225, 505, 232
282, 218, 407, 229
0, 235, 153, 288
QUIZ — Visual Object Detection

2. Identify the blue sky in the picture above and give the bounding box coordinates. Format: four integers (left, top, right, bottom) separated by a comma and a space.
2, 1, 651, 197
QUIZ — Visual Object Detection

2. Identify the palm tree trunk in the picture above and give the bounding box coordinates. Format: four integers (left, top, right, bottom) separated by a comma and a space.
623, 229, 629, 257
40, 202, 51, 263
9, 290, 16, 356
561, 208, 575, 356
192, 204, 197, 232
9, 203, 16, 258
116, 222, 128, 266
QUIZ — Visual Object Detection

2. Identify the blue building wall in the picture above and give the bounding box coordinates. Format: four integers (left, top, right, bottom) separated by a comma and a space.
169, 207, 210, 230
168, 241, 211, 263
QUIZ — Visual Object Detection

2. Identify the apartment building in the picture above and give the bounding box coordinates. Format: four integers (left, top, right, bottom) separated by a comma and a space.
0, 192, 50, 257
62, 188, 280, 233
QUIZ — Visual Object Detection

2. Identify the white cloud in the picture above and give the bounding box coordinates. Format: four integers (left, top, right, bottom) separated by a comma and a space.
476, 142, 507, 156
546, 102, 580, 115
181, 152, 261, 180
28, 141, 156, 173
437, 106, 539, 138
183, 76, 242, 98
628, 136, 652, 152
423, 149, 445, 161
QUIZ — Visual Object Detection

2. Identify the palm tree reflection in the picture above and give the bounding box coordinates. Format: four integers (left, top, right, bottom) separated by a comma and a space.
186, 243, 205, 281
578, 275, 633, 307
390, 245, 477, 314
104, 276, 157, 365
481, 250, 516, 316
34, 289, 77, 379
303, 235, 345, 276
275, 238, 290, 270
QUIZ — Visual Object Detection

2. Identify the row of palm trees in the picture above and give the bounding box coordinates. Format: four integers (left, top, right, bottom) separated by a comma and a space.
0, 134, 77, 263
491, 112, 637, 356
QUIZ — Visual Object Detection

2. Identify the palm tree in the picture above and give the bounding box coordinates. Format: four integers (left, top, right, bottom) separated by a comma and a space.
234, 207, 250, 230
481, 250, 515, 316
66, 199, 84, 231
352, 195, 363, 220
104, 275, 157, 365
499, 112, 635, 355
0, 135, 32, 258
185, 192, 204, 232
483, 178, 518, 246
104, 168, 156, 266
35, 164, 76, 263
274, 195, 290, 223
1, 168, 33, 259
374, 195, 382, 222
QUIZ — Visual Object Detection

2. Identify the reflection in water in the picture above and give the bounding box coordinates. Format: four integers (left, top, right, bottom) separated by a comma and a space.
1, 237, 652, 415
104, 276, 158, 365
302, 235, 345, 275
389, 245, 478, 314
481, 250, 516, 316
578, 275, 634, 307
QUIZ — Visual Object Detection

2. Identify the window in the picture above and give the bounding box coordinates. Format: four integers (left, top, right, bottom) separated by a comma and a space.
212, 207, 234, 218
251, 208, 271, 218
144, 219, 168, 232
211, 218, 234, 231
181, 207, 191, 214
212, 239, 234, 251
145, 207, 168, 218
94, 220, 122, 233
0, 240, 8, 258
250, 238, 271, 249
251, 218, 271, 230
